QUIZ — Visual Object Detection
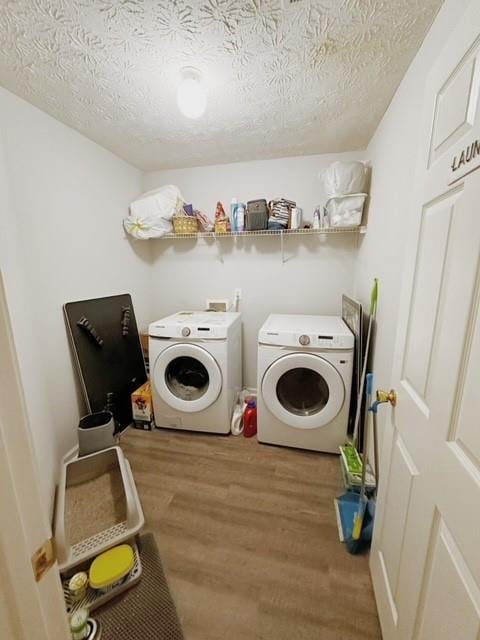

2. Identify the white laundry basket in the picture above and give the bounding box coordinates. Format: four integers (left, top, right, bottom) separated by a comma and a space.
325, 193, 367, 228
54, 446, 144, 573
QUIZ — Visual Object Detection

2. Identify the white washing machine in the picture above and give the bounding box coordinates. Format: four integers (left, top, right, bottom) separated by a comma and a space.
149, 311, 242, 434
257, 314, 354, 453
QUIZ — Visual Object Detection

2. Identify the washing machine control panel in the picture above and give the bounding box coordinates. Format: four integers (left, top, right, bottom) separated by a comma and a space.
150, 322, 230, 339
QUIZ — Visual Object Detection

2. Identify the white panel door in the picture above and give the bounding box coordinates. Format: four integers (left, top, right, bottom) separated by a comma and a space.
371, 2, 480, 639
0, 271, 70, 640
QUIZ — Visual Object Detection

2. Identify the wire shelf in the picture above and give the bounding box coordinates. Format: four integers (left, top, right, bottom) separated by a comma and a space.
158, 226, 366, 240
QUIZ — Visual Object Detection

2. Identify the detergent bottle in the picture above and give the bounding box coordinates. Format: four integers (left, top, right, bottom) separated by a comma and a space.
243, 399, 257, 438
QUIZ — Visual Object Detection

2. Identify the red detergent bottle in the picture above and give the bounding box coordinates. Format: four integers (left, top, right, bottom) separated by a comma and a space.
243, 399, 257, 438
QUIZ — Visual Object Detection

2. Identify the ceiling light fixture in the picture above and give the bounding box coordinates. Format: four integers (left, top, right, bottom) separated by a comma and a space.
176, 67, 207, 119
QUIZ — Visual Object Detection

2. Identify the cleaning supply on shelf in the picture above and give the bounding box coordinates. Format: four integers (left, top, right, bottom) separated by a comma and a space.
290, 207, 302, 229
231, 199, 246, 232
321, 208, 329, 228
235, 202, 245, 232
230, 198, 238, 231
89, 544, 135, 594
313, 208, 321, 229
214, 201, 229, 233
243, 399, 257, 438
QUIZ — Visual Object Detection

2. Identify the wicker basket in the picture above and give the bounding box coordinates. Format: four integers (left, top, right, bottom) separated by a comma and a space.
173, 216, 198, 235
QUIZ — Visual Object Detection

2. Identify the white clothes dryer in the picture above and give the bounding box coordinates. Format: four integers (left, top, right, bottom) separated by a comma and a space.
149, 312, 242, 434
257, 314, 353, 453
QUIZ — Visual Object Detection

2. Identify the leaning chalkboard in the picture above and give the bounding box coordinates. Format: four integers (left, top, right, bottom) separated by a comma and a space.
64, 294, 147, 433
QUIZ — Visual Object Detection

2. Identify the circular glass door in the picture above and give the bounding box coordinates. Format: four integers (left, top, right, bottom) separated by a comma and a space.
153, 344, 222, 413
261, 353, 345, 429
276, 367, 330, 416
165, 356, 209, 401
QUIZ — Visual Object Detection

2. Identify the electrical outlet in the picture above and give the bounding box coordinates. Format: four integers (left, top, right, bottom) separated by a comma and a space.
206, 299, 229, 312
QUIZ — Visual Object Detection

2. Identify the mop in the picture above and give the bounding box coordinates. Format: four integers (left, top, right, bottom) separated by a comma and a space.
334, 376, 397, 552
334, 373, 376, 552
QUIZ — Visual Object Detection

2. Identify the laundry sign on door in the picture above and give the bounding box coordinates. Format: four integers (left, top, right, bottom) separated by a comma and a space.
449, 137, 480, 184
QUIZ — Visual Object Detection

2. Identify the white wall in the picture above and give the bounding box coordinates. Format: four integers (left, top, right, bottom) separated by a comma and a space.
144, 152, 362, 386
354, 0, 470, 433
0, 88, 151, 516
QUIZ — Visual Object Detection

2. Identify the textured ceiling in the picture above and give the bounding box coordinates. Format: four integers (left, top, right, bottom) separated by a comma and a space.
0, 0, 442, 170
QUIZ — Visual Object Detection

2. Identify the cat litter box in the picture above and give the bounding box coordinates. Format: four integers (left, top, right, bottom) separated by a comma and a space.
55, 447, 144, 573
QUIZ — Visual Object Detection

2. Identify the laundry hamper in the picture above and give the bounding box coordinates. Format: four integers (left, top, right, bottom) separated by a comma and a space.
54, 446, 144, 574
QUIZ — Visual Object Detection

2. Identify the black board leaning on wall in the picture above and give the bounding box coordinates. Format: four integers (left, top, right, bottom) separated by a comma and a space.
64, 294, 147, 433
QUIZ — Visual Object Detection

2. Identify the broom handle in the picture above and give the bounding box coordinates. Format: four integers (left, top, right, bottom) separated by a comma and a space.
352, 315, 373, 448
360, 374, 374, 500
372, 410, 380, 489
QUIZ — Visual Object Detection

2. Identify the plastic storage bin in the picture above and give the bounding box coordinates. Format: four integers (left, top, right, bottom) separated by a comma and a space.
54, 446, 144, 573
325, 193, 367, 228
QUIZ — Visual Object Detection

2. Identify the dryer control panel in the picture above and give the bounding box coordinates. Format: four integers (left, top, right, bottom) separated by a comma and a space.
258, 315, 354, 350
260, 331, 353, 349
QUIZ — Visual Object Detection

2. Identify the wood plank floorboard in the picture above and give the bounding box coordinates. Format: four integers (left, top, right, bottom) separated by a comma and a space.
122, 428, 381, 640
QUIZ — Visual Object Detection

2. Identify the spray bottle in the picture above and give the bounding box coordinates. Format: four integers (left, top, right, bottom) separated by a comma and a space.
230, 198, 238, 232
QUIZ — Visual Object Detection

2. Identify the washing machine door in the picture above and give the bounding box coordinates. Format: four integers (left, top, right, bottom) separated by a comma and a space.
152, 343, 222, 413
261, 352, 345, 429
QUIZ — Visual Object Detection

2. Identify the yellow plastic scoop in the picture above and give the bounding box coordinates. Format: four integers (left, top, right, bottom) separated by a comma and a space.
89, 544, 134, 590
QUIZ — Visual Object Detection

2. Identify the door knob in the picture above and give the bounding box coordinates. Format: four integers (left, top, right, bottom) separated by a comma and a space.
376, 389, 397, 407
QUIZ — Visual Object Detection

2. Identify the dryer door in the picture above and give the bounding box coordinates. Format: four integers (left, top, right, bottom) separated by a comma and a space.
261, 352, 345, 429
152, 343, 222, 413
